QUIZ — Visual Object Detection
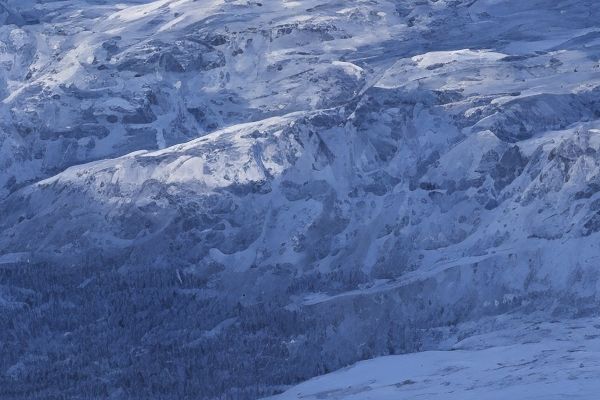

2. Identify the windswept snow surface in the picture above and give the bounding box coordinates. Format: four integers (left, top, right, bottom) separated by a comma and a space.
1, 0, 600, 399
270, 317, 600, 400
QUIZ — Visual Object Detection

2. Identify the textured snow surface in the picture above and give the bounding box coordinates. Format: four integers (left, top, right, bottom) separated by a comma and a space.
1, 0, 600, 399
270, 317, 600, 400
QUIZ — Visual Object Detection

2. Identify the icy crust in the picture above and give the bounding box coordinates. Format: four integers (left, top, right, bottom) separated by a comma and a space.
1, 0, 600, 399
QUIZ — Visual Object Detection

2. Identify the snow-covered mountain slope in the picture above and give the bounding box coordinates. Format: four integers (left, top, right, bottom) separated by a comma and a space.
0, 0, 398, 198
270, 316, 600, 400
1, 0, 600, 399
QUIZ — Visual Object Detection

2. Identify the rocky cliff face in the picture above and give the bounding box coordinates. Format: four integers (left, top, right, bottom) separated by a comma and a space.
1, 1, 600, 399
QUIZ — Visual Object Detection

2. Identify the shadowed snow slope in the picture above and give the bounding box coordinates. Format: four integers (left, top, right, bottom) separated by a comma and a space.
1, 0, 600, 399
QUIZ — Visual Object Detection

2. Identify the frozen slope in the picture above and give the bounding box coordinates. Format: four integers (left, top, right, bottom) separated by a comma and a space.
269, 317, 600, 400
1, 0, 600, 399
0, 0, 400, 197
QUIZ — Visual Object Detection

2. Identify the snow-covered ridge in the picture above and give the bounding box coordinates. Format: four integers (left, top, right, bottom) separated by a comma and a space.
1, 1, 600, 399
0, 0, 395, 197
